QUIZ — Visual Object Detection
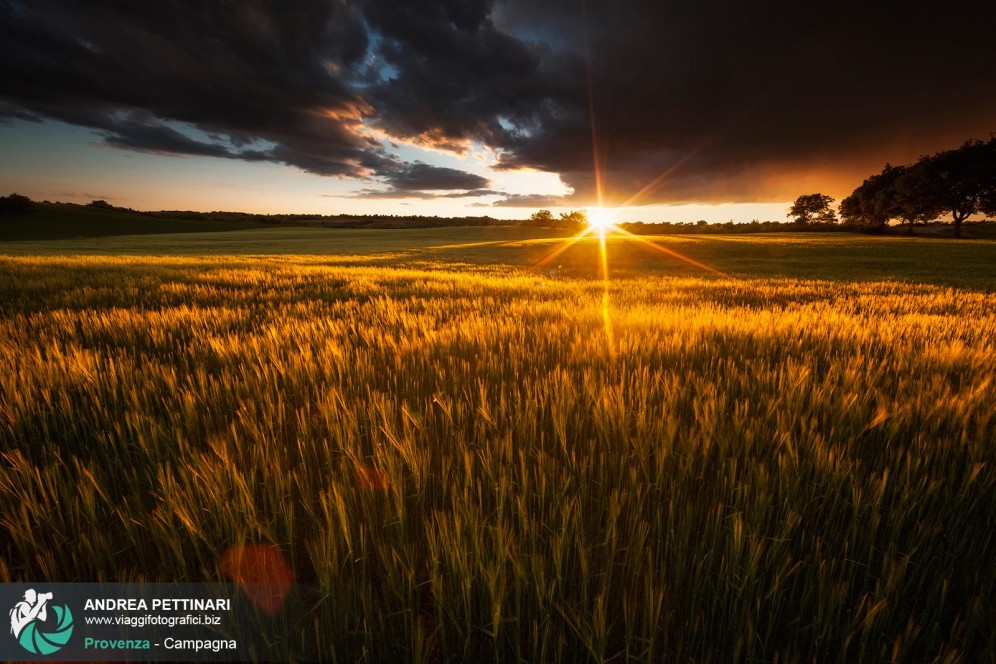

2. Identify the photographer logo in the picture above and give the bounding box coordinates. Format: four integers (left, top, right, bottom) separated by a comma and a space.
9, 588, 74, 655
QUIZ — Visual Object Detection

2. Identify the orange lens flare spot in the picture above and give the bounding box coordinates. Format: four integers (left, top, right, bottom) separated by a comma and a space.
221, 544, 294, 615
356, 464, 390, 490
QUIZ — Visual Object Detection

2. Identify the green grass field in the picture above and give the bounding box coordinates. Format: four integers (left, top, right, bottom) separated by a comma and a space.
1, 226, 994, 662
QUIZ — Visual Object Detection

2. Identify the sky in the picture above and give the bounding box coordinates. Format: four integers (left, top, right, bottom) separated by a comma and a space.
1, 0, 994, 223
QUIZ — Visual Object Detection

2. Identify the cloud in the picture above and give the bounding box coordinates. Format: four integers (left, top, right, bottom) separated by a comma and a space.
57, 190, 110, 200
486, 0, 996, 202
488, 193, 571, 208
333, 160, 497, 200
0, 101, 41, 124
97, 114, 271, 161
0, 0, 391, 177
334, 187, 501, 200
2, 0, 995, 204
381, 161, 491, 191
358, 0, 565, 154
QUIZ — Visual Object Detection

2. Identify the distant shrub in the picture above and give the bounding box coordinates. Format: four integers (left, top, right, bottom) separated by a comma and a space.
0, 193, 33, 214
87, 199, 114, 209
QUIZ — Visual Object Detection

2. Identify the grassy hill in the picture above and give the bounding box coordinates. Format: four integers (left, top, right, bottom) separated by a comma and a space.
0, 201, 267, 241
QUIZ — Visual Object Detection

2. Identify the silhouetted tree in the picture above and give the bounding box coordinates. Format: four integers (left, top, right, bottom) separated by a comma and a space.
887, 163, 943, 234
87, 199, 114, 209
840, 168, 902, 232
0, 193, 33, 214
788, 193, 837, 224
558, 210, 588, 229
529, 209, 554, 225
921, 138, 996, 238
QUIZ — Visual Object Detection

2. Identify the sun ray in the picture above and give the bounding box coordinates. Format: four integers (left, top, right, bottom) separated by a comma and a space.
611, 225, 731, 278
533, 216, 729, 283
531, 226, 594, 271
618, 134, 723, 208
598, 223, 609, 281
598, 225, 614, 353
550, 0, 728, 356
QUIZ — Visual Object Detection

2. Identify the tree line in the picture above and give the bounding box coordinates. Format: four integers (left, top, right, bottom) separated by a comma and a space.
524, 209, 589, 229
791, 136, 996, 237
0, 193, 32, 213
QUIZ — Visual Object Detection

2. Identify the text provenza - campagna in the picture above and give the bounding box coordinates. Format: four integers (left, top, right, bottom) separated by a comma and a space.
83, 638, 238, 653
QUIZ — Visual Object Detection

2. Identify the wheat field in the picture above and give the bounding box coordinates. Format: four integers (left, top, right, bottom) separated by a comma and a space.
1, 232, 994, 662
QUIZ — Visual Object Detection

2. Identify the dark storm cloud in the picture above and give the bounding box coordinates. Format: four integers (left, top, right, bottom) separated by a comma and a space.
359, 0, 576, 153
382, 162, 491, 191
0, 0, 392, 177
98, 114, 271, 161
487, 0, 996, 203
0, 101, 41, 125
2, 0, 995, 204
338, 161, 495, 199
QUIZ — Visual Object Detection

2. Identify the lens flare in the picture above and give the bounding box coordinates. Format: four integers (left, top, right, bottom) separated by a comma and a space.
588, 207, 613, 232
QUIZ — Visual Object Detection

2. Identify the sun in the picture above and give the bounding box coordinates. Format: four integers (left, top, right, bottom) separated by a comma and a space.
587, 206, 614, 232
